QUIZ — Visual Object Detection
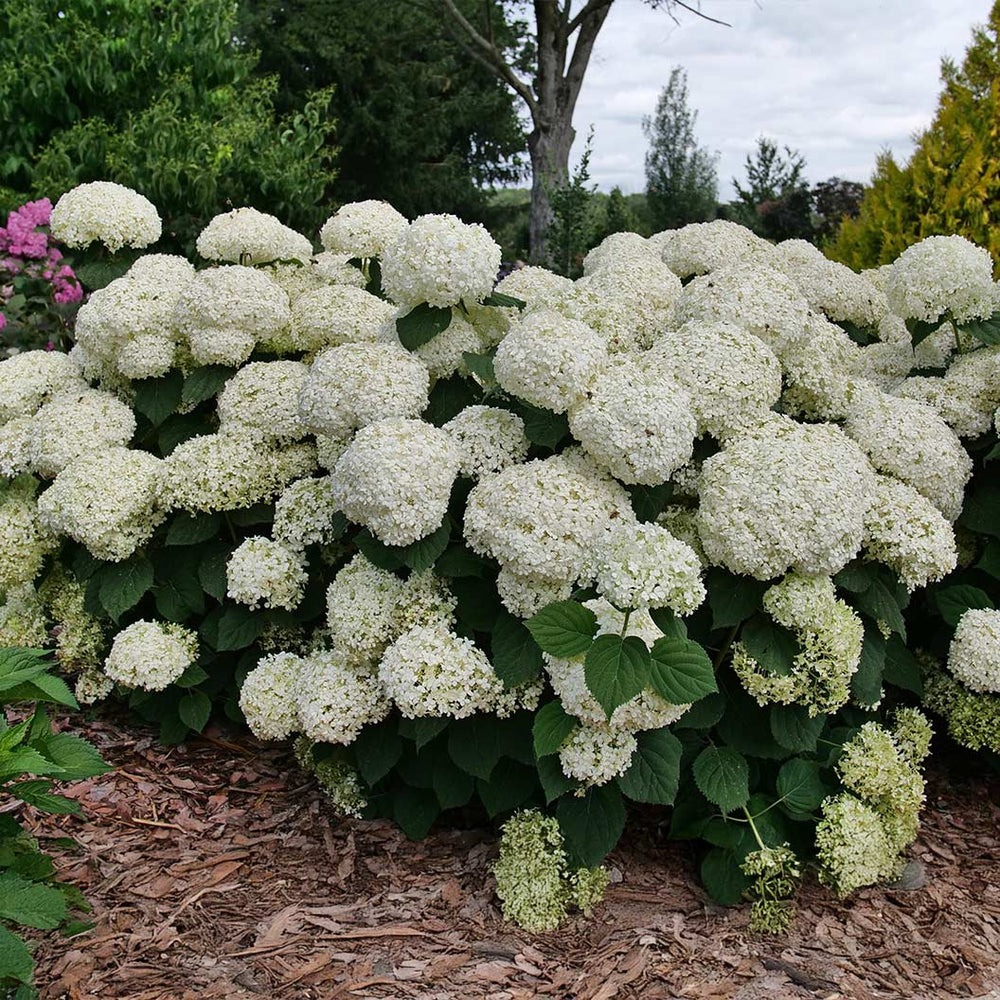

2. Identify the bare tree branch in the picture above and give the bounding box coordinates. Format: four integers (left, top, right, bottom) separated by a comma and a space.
566, 0, 614, 36
648, 0, 732, 28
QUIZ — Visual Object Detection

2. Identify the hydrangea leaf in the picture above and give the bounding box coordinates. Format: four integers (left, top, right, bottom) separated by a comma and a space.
351, 725, 403, 786
616, 728, 682, 805
692, 746, 749, 813
706, 569, 767, 628
395, 302, 453, 350
770, 705, 826, 753
481, 291, 526, 309
904, 315, 944, 346
178, 690, 212, 733
956, 309, 1000, 346
476, 759, 538, 818
525, 601, 598, 658
584, 635, 652, 718
933, 584, 994, 627
700, 847, 749, 905
649, 637, 716, 704
98, 554, 154, 622
777, 758, 827, 814
740, 614, 798, 675
133, 370, 183, 425
392, 785, 440, 840
491, 611, 545, 689
165, 512, 222, 547
182, 364, 235, 405
850, 625, 886, 708
532, 700, 577, 758
556, 784, 626, 867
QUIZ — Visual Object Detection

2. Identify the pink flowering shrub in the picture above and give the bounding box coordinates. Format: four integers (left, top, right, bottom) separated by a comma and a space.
0, 198, 83, 353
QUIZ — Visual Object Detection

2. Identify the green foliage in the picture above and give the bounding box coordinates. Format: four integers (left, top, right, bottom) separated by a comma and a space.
547, 129, 598, 277
727, 136, 812, 241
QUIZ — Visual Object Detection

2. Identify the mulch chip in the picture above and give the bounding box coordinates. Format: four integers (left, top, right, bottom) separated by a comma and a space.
18, 715, 1000, 1000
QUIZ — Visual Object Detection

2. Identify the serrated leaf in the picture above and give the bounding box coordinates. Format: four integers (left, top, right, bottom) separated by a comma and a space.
536, 755, 577, 804
934, 584, 994, 627
476, 759, 537, 818
462, 350, 496, 382
978, 538, 1000, 580
7, 780, 82, 816
0, 871, 67, 929
399, 520, 451, 573
556, 784, 626, 867
777, 757, 826, 814
649, 637, 717, 704
434, 544, 491, 579
352, 725, 403, 786
482, 291, 527, 309
905, 315, 944, 346
178, 690, 212, 732
215, 605, 261, 651
36, 732, 109, 780
532, 700, 576, 758
133, 370, 183, 425
0, 747, 65, 778
396, 302, 453, 350
957, 309, 1000, 346
850, 570, 908, 639
517, 402, 569, 449
12, 671, 77, 709
166, 512, 222, 546
584, 635, 652, 718
182, 365, 235, 405
392, 785, 440, 839
883, 635, 923, 695
525, 601, 598, 657
413, 716, 448, 750
706, 569, 766, 629
648, 606, 687, 639
769, 705, 825, 753
958, 482, 1000, 539
675, 692, 726, 730
431, 756, 475, 810
198, 544, 232, 603
692, 746, 749, 813
700, 847, 749, 905
851, 624, 886, 707
616, 728, 681, 804
98, 554, 154, 621
490, 611, 544, 689
740, 614, 797, 675
447, 715, 504, 781
0, 923, 34, 984
627, 482, 673, 522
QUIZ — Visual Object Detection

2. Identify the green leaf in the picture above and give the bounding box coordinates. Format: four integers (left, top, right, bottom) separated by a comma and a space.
36, 733, 109, 780
98, 554, 154, 621
424, 374, 480, 426
178, 690, 212, 732
0, 923, 34, 984
957, 309, 1000, 346
649, 637, 717, 704
700, 847, 749, 905
851, 624, 886, 707
933, 584, 994, 627
0, 746, 63, 778
692, 746, 749, 813
491, 611, 544, 689
447, 716, 505, 781
834, 560, 875, 594
532, 700, 576, 758
883, 635, 923, 696
182, 365, 235, 405
198, 544, 232, 602
706, 569, 767, 629
482, 291, 526, 309
12, 671, 77, 709
584, 635, 652, 718
166, 512, 222, 546
396, 302, 453, 350
431, 756, 475, 810
525, 600, 598, 657
958, 482, 1000, 538
740, 614, 797, 675
174, 664, 209, 688
413, 717, 448, 750
517, 402, 570, 449
215, 605, 262, 651
627, 482, 673, 523
353, 529, 404, 571
0, 872, 68, 929
777, 758, 826, 814
648, 606, 687, 639
675, 692, 726, 730
398, 520, 451, 573
840, 320, 879, 346
73, 249, 142, 290
977, 538, 1000, 580
905, 315, 944, 346
616, 728, 681, 804
850, 570, 908, 639
769, 705, 826, 753
556, 784, 626, 867
392, 785, 440, 839
352, 726, 403, 786
158, 411, 212, 455
229, 503, 274, 527
462, 350, 496, 382
133, 370, 183, 426
536, 755, 577, 804
434, 544, 492, 579
476, 759, 538, 818
7, 779, 82, 816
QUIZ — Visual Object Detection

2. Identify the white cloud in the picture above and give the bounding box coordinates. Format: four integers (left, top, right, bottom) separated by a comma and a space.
570, 0, 991, 199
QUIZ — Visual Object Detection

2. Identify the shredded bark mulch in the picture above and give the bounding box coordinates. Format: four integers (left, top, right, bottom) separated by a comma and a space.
20, 716, 1000, 1000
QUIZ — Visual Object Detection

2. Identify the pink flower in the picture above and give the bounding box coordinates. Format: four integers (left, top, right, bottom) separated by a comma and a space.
52, 264, 82, 304
0, 312, 6, 331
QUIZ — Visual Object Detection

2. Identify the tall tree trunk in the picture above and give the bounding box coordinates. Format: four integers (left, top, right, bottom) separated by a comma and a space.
528, 121, 575, 265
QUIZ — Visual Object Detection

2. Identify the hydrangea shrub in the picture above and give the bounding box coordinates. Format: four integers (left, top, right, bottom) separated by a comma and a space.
2, 184, 998, 931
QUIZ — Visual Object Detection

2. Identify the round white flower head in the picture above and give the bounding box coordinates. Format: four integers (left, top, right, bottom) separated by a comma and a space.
325, 553, 406, 665
240, 651, 303, 740
494, 308, 607, 412
296, 649, 391, 744
849, 340, 912, 392
312, 251, 368, 287
582, 232, 661, 274
842, 385, 972, 520
886, 235, 996, 323
297, 342, 429, 439
443, 405, 529, 479
330, 418, 459, 546
593, 520, 704, 614
545, 599, 689, 731
314, 430, 353, 471
672, 261, 811, 355
816, 793, 900, 897
37, 447, 165, 561
465, 450, 633, 581
0, 479, 58, 592
0, 583, 49, 651
863, 474, 957, 591
697, 418, 875, 580
381, 213, 501, 308
409, 310, 490, 381
496, 265, 574, 310
164, 432, 316, 512
657, 220, 774, 277
50, 181, 161, 252
645, 320, 782, 441
273, 476, 340, 551
558, 724, 637, 788
196, 207, 312, 264
568, 357, 696, 486
496, 565, 575, 619
289, 285, 395, 352
0, 351, 86, 425
172, 265, 291, 367
948, 608, 1000, 694
0, 417, 34, 479
837, 722, 924, 826
103, 620, 198, 691
226, 537, 308, 611
74, 669, 114, 706
216, 361, 310, 443
378, 618, 502, 718
319, 200, 408, 258
28, 390, 136, 478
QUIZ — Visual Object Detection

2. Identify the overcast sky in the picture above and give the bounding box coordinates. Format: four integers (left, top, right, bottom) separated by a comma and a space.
570, 0, 991, 199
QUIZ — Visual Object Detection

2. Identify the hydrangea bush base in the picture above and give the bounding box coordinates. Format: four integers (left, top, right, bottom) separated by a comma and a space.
2, 186, 999, 931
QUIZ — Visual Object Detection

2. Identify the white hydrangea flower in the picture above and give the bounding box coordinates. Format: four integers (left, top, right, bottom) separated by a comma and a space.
593, 520, 704, 613
273, 476, 340, 551
312, 251, 368, 287
493, 308, 607, 413
50, 181, 161, 252
196, 207, 312, 264
330, 418, 459, 546
296, 649, 391, 744
289, 285, 395, 352
842, 385, 972, 520
381, 213, 501, 308
297, 342, 429, 439
496, 565, 575, 619
495, 265, 573, 310
948, 609, 1000, 694
657, 219, 774, 277
582, 232, 661, 274
545, 599, 689, 731
216, 361, 310, 443
558, 725, 637, 788
315, 430, 354, 471
172, 265, 291, 367
0, 351, 86, 424
863, 475, 957, 591
443, 405, 529, 479
28, 390, 136, 478
378, 618, 502, 718
849, 340, 913, 392
37, 447, 166, 561
0, 480, 58, 592
325, 553, 407, 665
697, 417, 875, 579
816, 794, 900, 897
103, 620, 198, 691
0, 417, 33, 478
886, 235, 996, 323
226, 537, 308, 611
465, 450, 633, 581
320, 200, 408, 258
411, 311, 490, 381
779, 314, 864, 421
74, 669, 114, 706
240, 651, 302, 739
643, 320, 782, 441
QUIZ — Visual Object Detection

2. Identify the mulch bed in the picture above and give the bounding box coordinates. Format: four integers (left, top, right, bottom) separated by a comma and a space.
20, 715, 1000, 1000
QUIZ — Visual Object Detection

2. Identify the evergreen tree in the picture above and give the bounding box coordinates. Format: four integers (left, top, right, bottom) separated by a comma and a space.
730, 136, 812, 241
603, 186, 639, 237
642, 67, 718, 230
828, 2, 1000, 270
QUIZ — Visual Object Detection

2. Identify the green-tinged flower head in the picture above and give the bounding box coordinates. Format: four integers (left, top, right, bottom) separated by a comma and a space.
38, 567, 104, 673
742, 843, 801, 934
313, 757, 367, 819
923, 660, 1000, 753
837, 721, 924, 818
0, 582, 49, 649
891, 706, 933, 766
816, 793, 901, 897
